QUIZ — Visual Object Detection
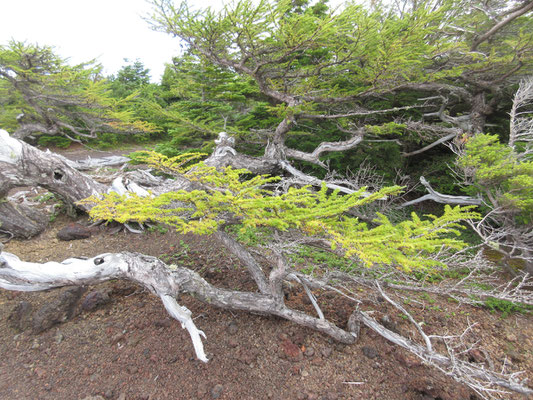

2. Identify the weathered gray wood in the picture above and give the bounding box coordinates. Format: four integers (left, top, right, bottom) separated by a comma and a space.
0, 201, 48, 239
0, 130, 162, 238
401, 176, 483, 207
0, 130, 106, 208
0, 250, 356, 362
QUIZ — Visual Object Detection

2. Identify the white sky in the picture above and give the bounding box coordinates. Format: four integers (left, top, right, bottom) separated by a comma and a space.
0, 0, 224, 82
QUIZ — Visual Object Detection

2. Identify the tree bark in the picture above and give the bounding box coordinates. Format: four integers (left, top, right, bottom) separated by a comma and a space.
0, 130, 106, 208
0, 201, 48, 239
0, 129, 107, 238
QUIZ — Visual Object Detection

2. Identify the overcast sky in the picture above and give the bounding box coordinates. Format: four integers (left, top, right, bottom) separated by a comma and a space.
0, 0, 224, 82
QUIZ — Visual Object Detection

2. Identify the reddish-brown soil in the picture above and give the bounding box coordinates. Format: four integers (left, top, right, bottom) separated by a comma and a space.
1, 218, 532, 400
1, 146, 532, 400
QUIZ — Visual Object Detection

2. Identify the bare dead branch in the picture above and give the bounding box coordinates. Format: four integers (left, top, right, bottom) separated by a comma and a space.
401, 176, 483, 207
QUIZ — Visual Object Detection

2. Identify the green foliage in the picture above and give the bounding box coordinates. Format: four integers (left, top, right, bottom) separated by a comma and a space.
154, 55, 262, 152
459, 134, 533, 223
37, 135, 72, 149
288, 245, 352, 274
225, 224, 272, 247
0, 41, 156, 142
109, 59, 151, 98
482, 297, 533, 318
84, 152, 479, 272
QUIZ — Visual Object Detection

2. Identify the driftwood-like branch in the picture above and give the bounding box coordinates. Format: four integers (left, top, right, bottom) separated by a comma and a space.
402, 132, 458, 157
0, 129, 106, 208
285, 130, 364, 167
0, 129, 157, 238
0, 251, 356, 362
356, 311, 533, 396
299, 105, 424, 120
70, 155, 131, 171
214, 230, 269, 294
2, 248, 532, 396
402, 176, 482, 207
509, 77, 533, 158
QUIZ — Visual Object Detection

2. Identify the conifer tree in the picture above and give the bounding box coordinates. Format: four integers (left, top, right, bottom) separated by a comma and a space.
0, 41, 155, 143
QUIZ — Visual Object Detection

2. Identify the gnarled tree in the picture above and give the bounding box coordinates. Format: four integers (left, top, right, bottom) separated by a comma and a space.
2, 145, 533, 397
0, 41, 155, 143
148, 0, 533, 183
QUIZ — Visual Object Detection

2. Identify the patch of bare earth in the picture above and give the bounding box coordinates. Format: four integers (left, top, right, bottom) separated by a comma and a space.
1, 217, 532, 400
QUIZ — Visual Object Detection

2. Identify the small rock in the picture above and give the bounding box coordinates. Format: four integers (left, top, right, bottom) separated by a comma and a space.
82, 290, 110, 312
54, 331, 64, 344
280, 338, 303, 362
395, 352, 422, 368
311, 357, 323, 366
228, 338, 239, 348
31, 338, 40, 349
34, 366, 46, 378
126, 365, 138, 374
362, 346, 379, 359
150, 354, 158, 363
304, 347, 315, 357
507, 350, 524, 363
290, 365, 301, 375
8, 301, 33, 332
117, 393, 127, 400
143, 348, 151, 358
111, 333, 125, 345
57, 223, 92, 241
278, 332, 289, 341
381, 314, 399, 333
197, 383, 208, 397
296, 392, 307, 400
167, 355, 179, 364
227, 321, 238, 335
321, 346, 333, 358
32, 287, 86, 333
301, 369, 309, 377
238, 349, 259, 365
292, 333, 306, 346
211, 384, 224, 399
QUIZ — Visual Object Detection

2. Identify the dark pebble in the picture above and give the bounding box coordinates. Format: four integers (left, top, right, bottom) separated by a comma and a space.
362, 346, 379, 359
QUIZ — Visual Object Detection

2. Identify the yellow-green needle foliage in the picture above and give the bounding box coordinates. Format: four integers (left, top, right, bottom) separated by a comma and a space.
83, 152, 479, 272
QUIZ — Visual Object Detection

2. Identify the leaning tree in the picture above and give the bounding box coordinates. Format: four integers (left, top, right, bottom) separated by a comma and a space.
146, 0, 533, 271
0, 42, 157, 237
0, 41, 155, 143
1, 0, 533, 397
2, 128, 533, 397
148, 0, 533, 176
